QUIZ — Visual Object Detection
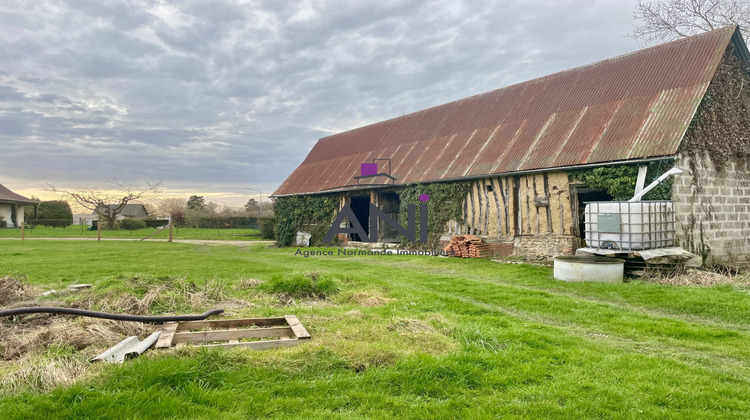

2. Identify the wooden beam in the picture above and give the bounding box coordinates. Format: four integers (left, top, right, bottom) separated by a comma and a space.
171, 327, 294, 344
285, 315, 311, 340
175, 317, 287, 331
155, 322, 178, 349
201, 339, 300, 350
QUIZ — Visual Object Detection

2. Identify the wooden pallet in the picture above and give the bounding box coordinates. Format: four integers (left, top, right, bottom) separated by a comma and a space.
155, 315, 311, 350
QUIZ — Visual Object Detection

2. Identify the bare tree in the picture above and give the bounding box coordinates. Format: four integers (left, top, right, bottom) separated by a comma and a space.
46, 179, 161, 235
631, 0, 750, 45
245, 198, 260, 215
158, 197, 187, 217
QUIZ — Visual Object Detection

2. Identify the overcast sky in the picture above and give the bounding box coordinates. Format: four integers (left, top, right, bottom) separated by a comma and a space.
0, 0, 643, 208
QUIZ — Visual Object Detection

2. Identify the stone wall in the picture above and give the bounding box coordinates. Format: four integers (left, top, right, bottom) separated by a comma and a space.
673, 153, 750, 266
512, 235, 577, 260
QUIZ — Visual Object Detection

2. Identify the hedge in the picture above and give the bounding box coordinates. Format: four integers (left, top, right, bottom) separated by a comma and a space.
144, 219, 170, 228
120, 218, 147, 230
257, 217, 275, 240
28, 219, 73, 228
193, 216, 263, 229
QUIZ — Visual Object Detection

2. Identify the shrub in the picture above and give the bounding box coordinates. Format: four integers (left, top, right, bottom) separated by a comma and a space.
0, 216, 6, 228
37, 201, 73, 221
257, 217, 275, 240
171, 210, 186, 228
144, 219, 170, 228
120, 218, 147, 230
261, 272, 339, 299
27, 219, 72, 228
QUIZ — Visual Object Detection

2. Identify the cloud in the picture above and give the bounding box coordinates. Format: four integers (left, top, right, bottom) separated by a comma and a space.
0, 0, 641, 206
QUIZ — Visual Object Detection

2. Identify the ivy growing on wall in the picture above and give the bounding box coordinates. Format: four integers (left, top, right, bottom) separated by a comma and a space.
676, 45, 750, 262
683, 45, 750, 175
569, 161, 675, 201
398, 181, 472, 247
273, 194, 340, 247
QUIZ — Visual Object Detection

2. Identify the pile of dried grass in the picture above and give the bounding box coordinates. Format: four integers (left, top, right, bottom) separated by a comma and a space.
350, 292, 394, 307
1, 317, 155, 360
641, 268, 750, 288
0, 314, 156, 393
0, 349, 93, 394
0, 275, 37, 306
0, 276, 254, 392
389, 319, 435, 334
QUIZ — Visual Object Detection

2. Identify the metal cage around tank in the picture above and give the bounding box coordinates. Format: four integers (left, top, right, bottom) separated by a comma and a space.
584, 201, 676, 251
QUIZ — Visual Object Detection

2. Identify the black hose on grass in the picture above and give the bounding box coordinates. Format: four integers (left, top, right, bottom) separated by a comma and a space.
0, 307, 224, 323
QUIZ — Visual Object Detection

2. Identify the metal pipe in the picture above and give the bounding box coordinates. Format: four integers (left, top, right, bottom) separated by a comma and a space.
0, 307, 224, 323
628, 167, 683, 202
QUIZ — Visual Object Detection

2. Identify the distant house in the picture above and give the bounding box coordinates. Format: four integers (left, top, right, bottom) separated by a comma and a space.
94, 204, 149, 220
72, 214, 98, 226
0, 183, 38, 227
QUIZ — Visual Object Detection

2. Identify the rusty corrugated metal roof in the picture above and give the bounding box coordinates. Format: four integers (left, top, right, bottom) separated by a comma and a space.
274, 26, 742, 196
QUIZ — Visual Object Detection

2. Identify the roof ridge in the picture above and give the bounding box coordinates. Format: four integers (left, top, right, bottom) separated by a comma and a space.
279, 26, 737, 196
506, 25, 735, 86
319, 25, 736, 142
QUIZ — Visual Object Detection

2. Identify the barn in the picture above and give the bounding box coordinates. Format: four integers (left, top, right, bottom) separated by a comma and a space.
274, 26, 750, 266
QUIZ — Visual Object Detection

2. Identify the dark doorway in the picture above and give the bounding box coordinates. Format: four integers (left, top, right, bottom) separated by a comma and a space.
575, 187, 614, 247
378, 192, 401, 243
350, 196, 370, 241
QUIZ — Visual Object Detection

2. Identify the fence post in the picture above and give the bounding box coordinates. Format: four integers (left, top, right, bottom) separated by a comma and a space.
169, 221, 173, 242
21, 224, 25, 241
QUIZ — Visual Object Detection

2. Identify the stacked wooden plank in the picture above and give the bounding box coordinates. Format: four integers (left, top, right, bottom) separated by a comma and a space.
443, 235, 493, 258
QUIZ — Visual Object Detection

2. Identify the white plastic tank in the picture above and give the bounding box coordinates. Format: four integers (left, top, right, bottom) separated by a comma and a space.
296, 231, 311, 247
553, 256, 624, 283
584, 201, 675, 251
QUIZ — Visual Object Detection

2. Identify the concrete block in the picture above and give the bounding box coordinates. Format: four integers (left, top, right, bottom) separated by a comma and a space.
677, 186, 691, 195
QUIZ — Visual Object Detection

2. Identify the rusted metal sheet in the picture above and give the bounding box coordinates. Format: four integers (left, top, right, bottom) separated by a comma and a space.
274, 26, 739, 196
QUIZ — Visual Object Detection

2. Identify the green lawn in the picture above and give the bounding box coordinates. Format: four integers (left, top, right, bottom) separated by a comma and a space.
0, 226, 263, 241
1, 241, 750, 418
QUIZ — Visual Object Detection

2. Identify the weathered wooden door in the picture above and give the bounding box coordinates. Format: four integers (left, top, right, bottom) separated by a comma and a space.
378, 192, 401, 243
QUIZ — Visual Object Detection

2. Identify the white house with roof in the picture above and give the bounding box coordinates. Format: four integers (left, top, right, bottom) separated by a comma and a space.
0, 183, 38, 227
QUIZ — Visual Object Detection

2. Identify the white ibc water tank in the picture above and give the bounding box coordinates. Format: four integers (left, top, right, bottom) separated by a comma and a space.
584, 201, 675, 251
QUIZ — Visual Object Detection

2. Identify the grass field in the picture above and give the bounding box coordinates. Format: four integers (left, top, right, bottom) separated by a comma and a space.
1, 240, 750, 419
0, 226, 263, 241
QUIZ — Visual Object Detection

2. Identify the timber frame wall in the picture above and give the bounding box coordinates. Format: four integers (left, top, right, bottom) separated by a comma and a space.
334, 170, 579, 259
448, 171, 574, 239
